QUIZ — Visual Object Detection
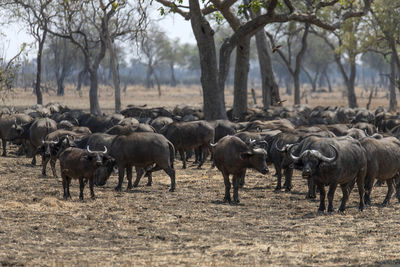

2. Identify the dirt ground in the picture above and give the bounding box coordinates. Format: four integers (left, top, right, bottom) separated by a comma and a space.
1, 144, 400, 266
0, 85, 400, 266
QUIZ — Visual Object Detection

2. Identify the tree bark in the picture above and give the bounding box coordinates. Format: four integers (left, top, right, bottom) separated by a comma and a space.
323, 69, 333, 92
254, 29, 281, 108
35, 29, 47, 105
88, 68, 101, 115
293, 24, 309, 105
232, 37, 250, 120
346, 57, 358, 108
146, 61, 153, 89
76, 67, 87, 91
170, 62, 177, 87
389, 53, 397, 112
189, 0, 227, 120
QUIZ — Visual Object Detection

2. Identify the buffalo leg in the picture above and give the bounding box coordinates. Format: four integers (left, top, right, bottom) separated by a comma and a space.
1, 138, 6, 157
317, 183, 326, 213
306, 178, 316, 199
222, 171, 231, 203
356, 175, 365, 211
79, 177, 85, 200
50, 158, 57, 178
42, 155, 50, 176
115, 166, 125, 192
232, 171, 245, 204
274, 162, 282, 191
364, 175, 374, 206
382, 178, 394, 207
66, 176, 71, 199
338, 183, 350, 212
283, 168, 293, 192
197, 145, 208, 169
179, 149, 186, 169
133, 167, 144, 188
62, 174, 68, 200
89, 178, 95, 199
126, 166, 133, 190
146, 171, 153, 186
395, 174, 400, 202
31, 155, 36, 166
163, 167, 176, 192
327, 182, 338, 213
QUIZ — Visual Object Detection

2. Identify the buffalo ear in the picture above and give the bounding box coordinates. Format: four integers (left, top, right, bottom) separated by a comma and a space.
240, 152, 252, 160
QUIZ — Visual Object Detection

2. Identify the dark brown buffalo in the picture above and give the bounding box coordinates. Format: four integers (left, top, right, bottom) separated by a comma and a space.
162, 120, 214, 169
151, 116, 173, 133
211, 136, 269, 204
109, 132, 175, 192
290, 137, 367, 213
0, 113, 32, 156
59, 146, 114, 200
361, 137, 400, 206
9, 118, 57, 165
39, 130, 89, 177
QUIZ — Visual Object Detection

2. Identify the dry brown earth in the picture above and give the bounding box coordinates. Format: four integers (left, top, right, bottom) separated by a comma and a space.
0, 144, 400, 266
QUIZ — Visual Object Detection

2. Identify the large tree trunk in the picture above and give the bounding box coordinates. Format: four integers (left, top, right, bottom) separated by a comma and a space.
56, 38, 68, 96
293, 24, 309, 105
189, 0, 227, 120
347, 57, 358, 108
35, 30, 47, 105
389, 54, 397, 112
107, 42, 121, 113
88, 68, 102, 115
254, 29, 281, 108
232, 37, 250, 120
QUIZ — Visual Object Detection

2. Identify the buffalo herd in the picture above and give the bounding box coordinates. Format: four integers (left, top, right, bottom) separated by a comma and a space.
2, 103, 400, 214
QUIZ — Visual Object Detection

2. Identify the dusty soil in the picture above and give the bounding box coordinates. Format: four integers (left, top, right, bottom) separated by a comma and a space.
1, 144, 400, 266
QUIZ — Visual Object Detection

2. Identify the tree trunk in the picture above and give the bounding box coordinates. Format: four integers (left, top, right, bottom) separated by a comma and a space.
189, 0, 227, 120
107, 42, 121, 113
170, 62, 177, 87
146, 61, 153, 89
76, 67, 87, 91
232, 37, 250, 120
293, 24, 309, 105
35, 30, 47, 105
347, 57, 358, 108
254, 29, 281, 108
88, 68, 102, 115
323, 69, 333, 93
389, 54, 397, 112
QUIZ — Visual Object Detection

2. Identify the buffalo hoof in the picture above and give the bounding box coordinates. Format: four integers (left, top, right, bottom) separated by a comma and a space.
146, 182, 152, 187
231, 200, 240, 205
317, 210, 325, 215
274, 186, 282, 192
381, 201, 390, 207
306, 194, 316, 199
91, 195, 96, 200
169, 188, 175, 192
223, 197, 231, 203
114, 186, 122, 192
133, 183, 139, 188
284, 187, 292, 192
2, 153, 6, 157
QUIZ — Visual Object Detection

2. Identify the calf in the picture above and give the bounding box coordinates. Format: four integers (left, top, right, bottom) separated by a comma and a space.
211, 136, 269, 204
59, 146, 114, 200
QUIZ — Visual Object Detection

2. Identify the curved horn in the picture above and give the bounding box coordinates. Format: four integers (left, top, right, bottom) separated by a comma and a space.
249, 139, 257, 144
289, 144, 302, 162
364, 129, 370, 137
317, 144, 338, 163
87, 145, 93, 153
51, 137, 59, 144
275, 141, 286, 152
103, 146, 107, 154
209, 142, 217, 147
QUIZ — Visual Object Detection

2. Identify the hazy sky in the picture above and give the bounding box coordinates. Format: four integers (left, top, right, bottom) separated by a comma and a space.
1, 3, 196, 60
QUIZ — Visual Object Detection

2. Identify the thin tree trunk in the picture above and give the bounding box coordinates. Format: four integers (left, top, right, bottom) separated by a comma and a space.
107, 42, 121, 113
323, 69, 333, 93
389, 54, 397, 112
189, 0, 227, 120
347, 57, 358, 108
293, 24, 309, 105
146, 61, 153, 89
76, 67, 87, 91
170, 62, 177, 87
35, 30, 47, 105
232, 37, 250, 120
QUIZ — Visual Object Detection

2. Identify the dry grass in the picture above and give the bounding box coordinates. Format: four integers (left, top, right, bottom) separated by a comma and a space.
1, 145, 400, 266
0, 86, 399, 266
1, 84, 395, 112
